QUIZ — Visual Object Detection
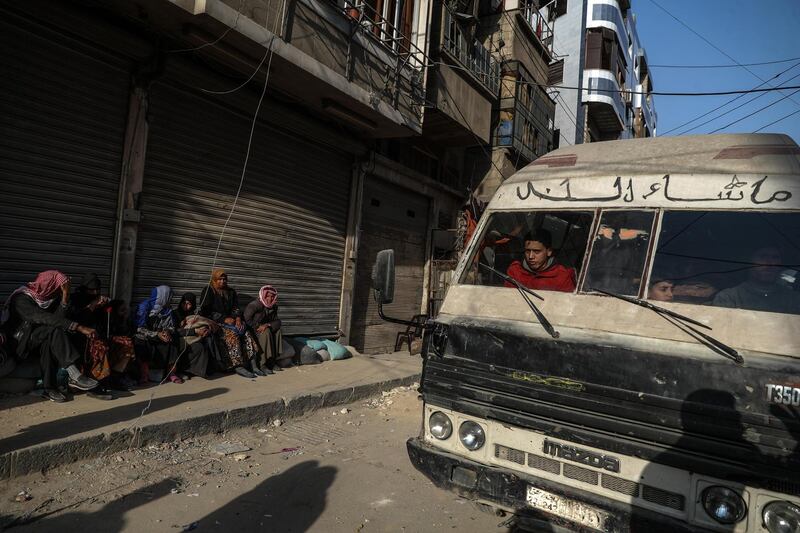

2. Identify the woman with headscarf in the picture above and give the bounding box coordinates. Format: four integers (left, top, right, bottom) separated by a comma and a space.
199, 269, 262, 378
244, 285, 283, 375
3, 270, 99, 402
134, 285, 182, 384
69, 273, 115, 394
173, 292, 215, 378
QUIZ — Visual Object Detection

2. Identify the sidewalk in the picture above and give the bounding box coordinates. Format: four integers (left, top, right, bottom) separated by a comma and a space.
0, 352, 421, 479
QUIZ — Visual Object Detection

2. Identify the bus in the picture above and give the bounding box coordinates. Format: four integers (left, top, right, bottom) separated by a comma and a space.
372, 133, 800, 532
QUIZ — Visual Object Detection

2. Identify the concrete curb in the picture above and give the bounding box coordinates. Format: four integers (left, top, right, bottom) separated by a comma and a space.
1, 373, 420, 479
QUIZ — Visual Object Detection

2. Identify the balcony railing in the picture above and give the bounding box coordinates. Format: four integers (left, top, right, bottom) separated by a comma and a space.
495, 87, 554, 163
341, 0, 427, 72
520, 0, 554, 57
442, 8, 500, 95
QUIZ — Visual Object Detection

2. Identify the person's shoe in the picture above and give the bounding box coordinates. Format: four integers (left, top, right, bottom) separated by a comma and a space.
234, 366, 256, 379
252, 366, 266, 377
168, 374, 184, 384
262, 366, 274, 375
87, 386, 115, 400
68, 374, 99, 391
43, 389, 68, 403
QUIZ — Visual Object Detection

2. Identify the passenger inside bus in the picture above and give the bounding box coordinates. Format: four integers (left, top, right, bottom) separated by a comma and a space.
647, 271, 675, 302
712, 246, 800, 315
504, 229, 577, 292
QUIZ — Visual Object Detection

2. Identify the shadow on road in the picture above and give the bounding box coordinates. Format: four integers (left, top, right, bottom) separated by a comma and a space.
193, 460, 337, 532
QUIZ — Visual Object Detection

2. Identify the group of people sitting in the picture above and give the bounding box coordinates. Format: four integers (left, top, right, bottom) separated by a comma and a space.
0, 268, 287, 403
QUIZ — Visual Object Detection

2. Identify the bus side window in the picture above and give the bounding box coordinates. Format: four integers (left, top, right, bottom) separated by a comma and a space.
582, 211, 656, 296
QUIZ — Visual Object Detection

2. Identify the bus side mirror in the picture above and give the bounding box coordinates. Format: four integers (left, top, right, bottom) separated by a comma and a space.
372, 249, 395, 305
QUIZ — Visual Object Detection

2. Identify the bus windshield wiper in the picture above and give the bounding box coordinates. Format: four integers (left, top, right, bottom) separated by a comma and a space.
479, 263, 560, 339
590, 288, 743, 365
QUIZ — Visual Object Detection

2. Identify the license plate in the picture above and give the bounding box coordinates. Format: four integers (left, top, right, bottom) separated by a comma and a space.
526, 485, 613, 531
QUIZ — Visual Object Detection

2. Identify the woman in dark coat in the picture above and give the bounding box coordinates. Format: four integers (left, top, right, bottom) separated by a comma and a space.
199, 269, 262, 378
135, 285, 182, 384
173, 292, 214, 378
70, 273, 115, 391
243, 285, 283, 374
3, 270, 98, 402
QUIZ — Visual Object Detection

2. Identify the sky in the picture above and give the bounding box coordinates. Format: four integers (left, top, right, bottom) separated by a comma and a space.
631, 0, 800, 144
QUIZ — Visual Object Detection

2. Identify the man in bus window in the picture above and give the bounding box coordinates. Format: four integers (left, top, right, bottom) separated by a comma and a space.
712, 246, 800, 315
505, 229, 576, 292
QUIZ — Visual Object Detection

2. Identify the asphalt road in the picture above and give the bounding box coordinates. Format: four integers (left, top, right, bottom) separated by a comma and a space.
0, 385, 512, 532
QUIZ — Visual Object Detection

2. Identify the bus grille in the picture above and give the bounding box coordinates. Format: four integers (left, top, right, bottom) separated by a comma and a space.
527, 453, 561, 474
601, 474, 640, 496
642, 485, 685, 511
494, 444, 525, 465
493, 442, 685, 513
563, 464, 599, 485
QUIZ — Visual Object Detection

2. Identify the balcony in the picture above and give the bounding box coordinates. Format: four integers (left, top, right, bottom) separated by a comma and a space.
583, 70, 625, 136
517, 0, 554, 60
442, 8, 500, 96
495, 72, 555, 163
160, 0, 426, 136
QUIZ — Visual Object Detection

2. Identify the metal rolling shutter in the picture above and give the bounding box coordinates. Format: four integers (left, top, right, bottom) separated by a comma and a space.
133, 80, 352, 334
0, 16, 130, 298
350, 179, 429, 353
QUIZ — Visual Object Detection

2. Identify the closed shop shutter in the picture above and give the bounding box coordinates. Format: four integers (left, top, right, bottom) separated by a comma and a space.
133, 75, 353, 334
0, 13, 130, 297
350, 179, 429, 353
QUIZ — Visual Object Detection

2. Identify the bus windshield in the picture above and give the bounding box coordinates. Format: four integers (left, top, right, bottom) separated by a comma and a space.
461, 210, 800, 316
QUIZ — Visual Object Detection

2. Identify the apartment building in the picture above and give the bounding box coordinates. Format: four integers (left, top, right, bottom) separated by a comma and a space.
548, 0, 657, 144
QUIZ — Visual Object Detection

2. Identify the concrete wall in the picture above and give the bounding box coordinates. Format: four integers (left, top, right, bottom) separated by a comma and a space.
220, 0, 421, 130
430, 63, 494, 144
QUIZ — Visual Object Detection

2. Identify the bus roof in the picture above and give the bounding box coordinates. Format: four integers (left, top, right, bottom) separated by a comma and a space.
509, 133, 800, 184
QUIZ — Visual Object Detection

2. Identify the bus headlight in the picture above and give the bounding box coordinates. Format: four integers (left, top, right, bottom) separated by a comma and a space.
763, 501, 800, 533
429, 412, 453, 440
701, 486, 747, 524
458, 421, 485, 451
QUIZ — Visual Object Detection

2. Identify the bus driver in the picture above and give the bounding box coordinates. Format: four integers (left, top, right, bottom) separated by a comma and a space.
505, 229, 576, 292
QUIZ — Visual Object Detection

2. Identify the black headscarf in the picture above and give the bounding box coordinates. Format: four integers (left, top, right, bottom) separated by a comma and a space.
175, 292, 197, 324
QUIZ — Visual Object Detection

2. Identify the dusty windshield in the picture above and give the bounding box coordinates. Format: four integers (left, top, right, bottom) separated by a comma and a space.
461, 209, 800, 316
460, 210, 594, 291
650, 211, 800, 315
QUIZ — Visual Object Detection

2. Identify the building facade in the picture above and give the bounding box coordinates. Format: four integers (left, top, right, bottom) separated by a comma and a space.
548, 0, 656, 144
0, 0, 478, 354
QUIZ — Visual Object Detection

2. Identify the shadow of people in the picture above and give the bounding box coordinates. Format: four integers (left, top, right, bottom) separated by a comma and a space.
2, 477, 178, 532
190, 460, 337, 532
0, 387, 230, 454
630, 389, 798, 532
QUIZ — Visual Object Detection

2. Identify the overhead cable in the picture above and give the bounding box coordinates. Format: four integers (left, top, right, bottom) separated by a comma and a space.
646, 0, 800, 109
752, 107, 800, 133
708, 88, 800, 134
664, 61, 800, 135
676, 67, 800, 135
651, 56, 800, 69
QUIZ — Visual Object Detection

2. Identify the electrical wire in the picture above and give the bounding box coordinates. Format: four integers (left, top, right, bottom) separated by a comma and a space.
752, 107, 800, 133
168, 0, 246, 53
651, 56, 800, 69
646, 0, 800, 109
671, 64, 800, 136
431, 60, 800, 97
708, 87, 800, 134
196, 40, 274, 95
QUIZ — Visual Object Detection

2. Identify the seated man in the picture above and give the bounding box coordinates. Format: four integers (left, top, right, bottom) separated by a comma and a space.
713, 246, 800, 315
5, 270, 98, 402
505, 229, 576, 292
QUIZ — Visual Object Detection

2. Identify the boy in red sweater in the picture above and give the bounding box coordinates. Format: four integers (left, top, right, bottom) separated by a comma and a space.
505, 229, 576, 292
